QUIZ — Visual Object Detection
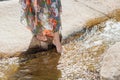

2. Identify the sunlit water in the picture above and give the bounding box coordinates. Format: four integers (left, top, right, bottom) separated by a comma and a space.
58, 19, 120, 80
0, 19, 120, 80
0, 50, 61, 80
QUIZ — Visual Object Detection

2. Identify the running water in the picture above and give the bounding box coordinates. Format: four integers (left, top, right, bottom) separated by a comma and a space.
58, 19, 120, 80
0, 19, 120, 80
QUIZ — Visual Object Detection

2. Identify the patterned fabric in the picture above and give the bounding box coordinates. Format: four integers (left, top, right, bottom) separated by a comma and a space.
20, 0, 62, 35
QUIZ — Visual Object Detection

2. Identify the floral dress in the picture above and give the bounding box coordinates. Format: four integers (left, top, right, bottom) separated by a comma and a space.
20, 0, 62, 36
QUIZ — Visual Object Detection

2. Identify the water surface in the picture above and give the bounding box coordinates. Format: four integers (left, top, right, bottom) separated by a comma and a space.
0, 19, 120, 80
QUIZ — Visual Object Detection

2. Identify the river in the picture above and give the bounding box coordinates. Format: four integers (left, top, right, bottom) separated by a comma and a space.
0, 19, 120, 80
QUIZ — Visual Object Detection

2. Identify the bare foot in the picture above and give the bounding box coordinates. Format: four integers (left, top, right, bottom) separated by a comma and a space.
53, 32, 63, 53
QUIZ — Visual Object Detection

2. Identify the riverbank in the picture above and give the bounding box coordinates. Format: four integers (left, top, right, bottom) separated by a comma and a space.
0, 0, 120, 80
58, 19, 120, 80
0, 19, 120, 80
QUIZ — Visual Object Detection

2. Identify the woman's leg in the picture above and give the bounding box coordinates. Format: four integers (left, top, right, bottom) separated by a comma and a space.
53, 31, 62, 53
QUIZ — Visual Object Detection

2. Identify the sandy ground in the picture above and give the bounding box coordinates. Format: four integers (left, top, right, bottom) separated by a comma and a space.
0, 0, 120, 54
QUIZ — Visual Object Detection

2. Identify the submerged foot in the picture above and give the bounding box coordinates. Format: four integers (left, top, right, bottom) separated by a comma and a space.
36, 34, 47, 42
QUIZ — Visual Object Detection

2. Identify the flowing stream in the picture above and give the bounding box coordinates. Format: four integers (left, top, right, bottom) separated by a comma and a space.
0, 19, 120, 80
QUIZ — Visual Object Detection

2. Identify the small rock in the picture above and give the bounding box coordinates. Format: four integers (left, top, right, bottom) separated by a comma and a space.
100, 42, 120, 80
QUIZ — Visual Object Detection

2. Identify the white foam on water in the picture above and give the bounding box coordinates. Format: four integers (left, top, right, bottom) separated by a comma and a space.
100, 20, 120, 43
80, 19, 120, 50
